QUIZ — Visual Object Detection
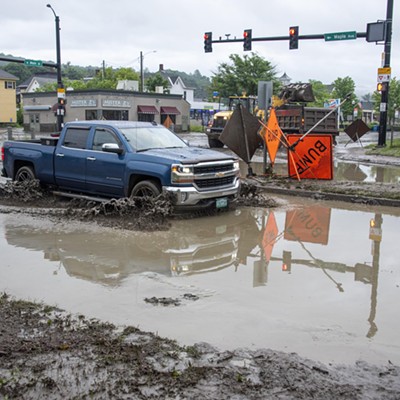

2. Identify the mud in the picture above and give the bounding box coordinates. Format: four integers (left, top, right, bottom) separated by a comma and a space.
1, 294, 399, 400
1, 180, 400, 398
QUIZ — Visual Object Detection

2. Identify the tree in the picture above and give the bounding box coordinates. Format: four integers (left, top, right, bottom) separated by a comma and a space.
145, 73, 169, 92
332, 76, 357, 121
372, 77, 400, 127
211, 53, 279, 99
307, 80, 331, 107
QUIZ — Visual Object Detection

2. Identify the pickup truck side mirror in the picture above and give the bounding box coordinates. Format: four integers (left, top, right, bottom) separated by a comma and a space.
102, 143, 124, 155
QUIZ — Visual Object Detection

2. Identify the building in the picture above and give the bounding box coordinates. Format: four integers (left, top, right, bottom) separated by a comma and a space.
22, 89, 190, 133
0, 69, 18, 124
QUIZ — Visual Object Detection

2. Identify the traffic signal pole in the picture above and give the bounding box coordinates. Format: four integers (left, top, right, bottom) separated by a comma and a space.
378, 0, 394, 147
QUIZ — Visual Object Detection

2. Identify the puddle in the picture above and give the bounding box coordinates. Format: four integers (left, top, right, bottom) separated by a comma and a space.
0, 198, 399, 366
240, 159, 400, 183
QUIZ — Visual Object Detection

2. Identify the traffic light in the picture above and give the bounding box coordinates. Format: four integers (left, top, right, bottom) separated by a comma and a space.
377, 82, 387, 92
289, 26, 299, 50
243, 29, 252, 51
204, 32, 212, 53
282, 250, 292, 272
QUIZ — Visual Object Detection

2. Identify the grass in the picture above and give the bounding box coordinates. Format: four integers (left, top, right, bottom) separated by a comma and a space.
365, 138, 400, 157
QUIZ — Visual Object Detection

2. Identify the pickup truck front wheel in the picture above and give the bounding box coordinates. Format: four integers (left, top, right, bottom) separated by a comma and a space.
15, 166, 36, 182
130, 180, 161, 198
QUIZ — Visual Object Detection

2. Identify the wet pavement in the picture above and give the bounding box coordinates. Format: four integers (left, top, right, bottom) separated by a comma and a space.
1, 127, 400, 369
1, 196, 399, 366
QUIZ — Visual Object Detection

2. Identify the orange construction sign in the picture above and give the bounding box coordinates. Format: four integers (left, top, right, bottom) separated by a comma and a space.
286, 134, 333, 180
284, 206, 331, 245
262, 211, 279, 262
259, 108, 283, 165
163, 115, 173, 129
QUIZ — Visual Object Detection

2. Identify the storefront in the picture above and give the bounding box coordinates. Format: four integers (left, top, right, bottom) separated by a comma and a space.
22, 89, 190, 133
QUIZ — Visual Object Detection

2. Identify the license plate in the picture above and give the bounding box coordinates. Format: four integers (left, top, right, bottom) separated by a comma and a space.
216, 197, 228, 208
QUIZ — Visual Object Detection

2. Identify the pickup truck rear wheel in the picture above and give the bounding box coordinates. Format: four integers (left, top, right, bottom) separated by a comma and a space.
15, 166, 36, 182
130, 180, 161, 198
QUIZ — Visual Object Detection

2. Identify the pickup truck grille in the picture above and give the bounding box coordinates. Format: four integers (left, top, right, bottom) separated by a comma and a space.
194, 163, 233, 174
195, 176, 235, 189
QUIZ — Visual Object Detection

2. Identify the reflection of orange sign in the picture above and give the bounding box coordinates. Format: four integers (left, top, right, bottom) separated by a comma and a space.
259, 108, 283, 165
287, 135, 333, 180
262, 212, 279, 262
284, 206, 331, 245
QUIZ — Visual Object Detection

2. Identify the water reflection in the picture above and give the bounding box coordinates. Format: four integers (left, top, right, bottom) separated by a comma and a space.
240, 160, 400, 183
3, 205, 392, 343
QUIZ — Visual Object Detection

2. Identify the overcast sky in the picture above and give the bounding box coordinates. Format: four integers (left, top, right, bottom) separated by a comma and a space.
1, 0, 398, 95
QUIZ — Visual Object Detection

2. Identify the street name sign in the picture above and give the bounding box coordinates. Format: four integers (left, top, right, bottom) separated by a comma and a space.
24, 59, 43, 67
324, 31, 357, 41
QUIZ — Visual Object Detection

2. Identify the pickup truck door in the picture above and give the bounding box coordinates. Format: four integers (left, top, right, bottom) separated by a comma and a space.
85, 128, 126, 196
54, 126, 90, 190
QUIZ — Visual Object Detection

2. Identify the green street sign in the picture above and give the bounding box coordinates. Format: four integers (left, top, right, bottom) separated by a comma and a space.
324, 31, 357, 41
24, 59, 43, 67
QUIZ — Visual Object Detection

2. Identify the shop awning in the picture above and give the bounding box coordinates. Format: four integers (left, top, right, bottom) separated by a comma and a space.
137, 105, 159, 114
160, 106, 180, 115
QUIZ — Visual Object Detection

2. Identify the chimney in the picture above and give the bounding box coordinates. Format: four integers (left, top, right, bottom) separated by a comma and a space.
159, 64, 164, 72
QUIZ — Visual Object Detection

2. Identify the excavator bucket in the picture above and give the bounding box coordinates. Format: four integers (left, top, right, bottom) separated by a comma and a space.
279, 83, 315, 103
220, 106, 261, 164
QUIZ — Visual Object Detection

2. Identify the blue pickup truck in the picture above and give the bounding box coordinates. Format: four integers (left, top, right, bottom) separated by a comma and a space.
1, 120, 240, 210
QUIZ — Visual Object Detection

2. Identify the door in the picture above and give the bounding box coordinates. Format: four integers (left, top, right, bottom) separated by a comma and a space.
29, 114, 40, 133
54, 126, 90, 191
85, 128, 126, 196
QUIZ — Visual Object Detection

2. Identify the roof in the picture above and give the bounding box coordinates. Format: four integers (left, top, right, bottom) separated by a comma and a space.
19, 72, 57, 88
0, 69, 18, 80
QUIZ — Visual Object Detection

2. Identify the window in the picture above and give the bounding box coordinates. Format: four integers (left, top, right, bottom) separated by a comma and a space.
85, 110, 98, 120
62, 128, 90, 149
138, 113, 155, 122
102, 110, 129, 120
92, 129, 121, 151
4, 81, 16, 89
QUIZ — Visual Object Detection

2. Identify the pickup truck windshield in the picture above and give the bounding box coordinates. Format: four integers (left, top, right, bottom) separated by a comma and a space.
120, 126, 187, 152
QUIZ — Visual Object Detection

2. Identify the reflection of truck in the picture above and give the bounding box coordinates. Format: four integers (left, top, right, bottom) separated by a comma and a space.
275, 83, 339, 138
205, 96, 258, 148
4, 210, 262, 284
2, 121, 240, 211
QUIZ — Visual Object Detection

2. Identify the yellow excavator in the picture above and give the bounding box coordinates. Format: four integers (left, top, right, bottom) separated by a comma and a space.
205, 95, 260, 148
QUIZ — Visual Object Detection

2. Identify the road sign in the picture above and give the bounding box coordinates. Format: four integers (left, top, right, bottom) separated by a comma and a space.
377, 67, 391, 82
24, 59, 43, 67
324, 31, 357, 41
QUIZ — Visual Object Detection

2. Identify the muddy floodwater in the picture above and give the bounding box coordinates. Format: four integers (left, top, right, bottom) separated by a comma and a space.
1, 196, 400, 367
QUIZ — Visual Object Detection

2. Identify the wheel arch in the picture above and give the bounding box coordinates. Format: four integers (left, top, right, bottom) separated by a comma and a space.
127, 174, 162, 197
13, 160, 35, 180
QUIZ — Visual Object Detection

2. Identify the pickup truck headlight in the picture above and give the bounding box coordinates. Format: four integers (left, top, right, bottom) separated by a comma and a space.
171, 164, 194, 184
233, 160, 240, 172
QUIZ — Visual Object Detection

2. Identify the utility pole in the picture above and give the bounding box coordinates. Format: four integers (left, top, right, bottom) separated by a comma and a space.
140, 51, 144, 92
47, 4, 64, 133
378, 0, 394, 146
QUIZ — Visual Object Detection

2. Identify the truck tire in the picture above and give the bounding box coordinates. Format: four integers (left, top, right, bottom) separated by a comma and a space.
15, 166, 36, 182
208, 138, 224, 148
130, 180, 161, 198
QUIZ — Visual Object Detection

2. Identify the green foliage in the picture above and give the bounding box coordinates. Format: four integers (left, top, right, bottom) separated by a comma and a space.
145, 73, 169, 92
332, 76, 358, 120
307, 79, 332, 107
16, 106, 23, 125
372, 77, 400, 125
211, 53, 279, 99
366, 138, 400, 157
